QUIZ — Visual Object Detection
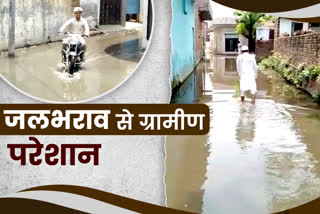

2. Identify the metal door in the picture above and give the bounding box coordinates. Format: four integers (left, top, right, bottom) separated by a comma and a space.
100, 0, 121, 25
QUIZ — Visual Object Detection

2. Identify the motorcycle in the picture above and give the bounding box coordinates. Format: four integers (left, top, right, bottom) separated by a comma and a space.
61, 32, 85, 75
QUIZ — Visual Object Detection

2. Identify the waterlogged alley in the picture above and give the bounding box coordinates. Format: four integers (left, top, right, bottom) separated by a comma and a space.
166, 55, 320, 214
0, 29, 143, 102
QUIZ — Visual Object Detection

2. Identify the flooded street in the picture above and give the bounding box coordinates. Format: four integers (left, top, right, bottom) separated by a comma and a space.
166, 55, 320, 213
0, 29, 144, 102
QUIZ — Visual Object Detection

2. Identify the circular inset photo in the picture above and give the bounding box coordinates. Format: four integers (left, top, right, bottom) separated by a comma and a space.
0, 0, 153, 102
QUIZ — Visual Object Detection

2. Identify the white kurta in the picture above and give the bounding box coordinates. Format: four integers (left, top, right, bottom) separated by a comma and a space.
236, 52, 258, 94
59, 17, 89, 45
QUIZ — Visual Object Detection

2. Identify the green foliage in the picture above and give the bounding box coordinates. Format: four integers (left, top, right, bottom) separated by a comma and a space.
260, 55, 320, 91
309, 66, 320, 80
236, 22, 248, 38
234, 11, 271, 40
313, 92, 320, 102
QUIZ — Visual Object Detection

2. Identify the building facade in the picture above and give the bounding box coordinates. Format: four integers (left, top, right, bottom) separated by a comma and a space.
171, 0, 196, 87
209, 17, 248, 55
80, 0, 127, 27
278, 18, 320, 37
278, 18, 309, 36
0, 0, 74, 51
80, 0, 147, 27
171, 0, 212, 88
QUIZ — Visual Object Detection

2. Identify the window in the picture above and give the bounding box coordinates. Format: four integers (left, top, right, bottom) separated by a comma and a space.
310, 23, 320, 27
225, 33, 239, 52
292, 22, 303, 34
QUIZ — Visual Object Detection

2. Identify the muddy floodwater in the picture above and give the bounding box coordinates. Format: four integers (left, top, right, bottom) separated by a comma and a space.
0, 30, 144, 102
166, 55, 320, 214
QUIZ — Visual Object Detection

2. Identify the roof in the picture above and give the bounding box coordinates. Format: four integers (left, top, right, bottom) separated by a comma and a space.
196, 0, 213, 21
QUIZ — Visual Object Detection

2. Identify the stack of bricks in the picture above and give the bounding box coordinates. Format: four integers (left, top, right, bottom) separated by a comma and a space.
274, 33, 320, 66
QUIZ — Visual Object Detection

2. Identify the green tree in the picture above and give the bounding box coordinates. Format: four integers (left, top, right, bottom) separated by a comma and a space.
234, 11, 270, 52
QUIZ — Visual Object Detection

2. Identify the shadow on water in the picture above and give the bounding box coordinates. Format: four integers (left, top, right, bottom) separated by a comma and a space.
104, 39, 144, 63
166, 55, 320, 214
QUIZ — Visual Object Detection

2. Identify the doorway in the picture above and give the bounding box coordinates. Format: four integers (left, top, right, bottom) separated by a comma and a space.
126, 0, 140, 22
100, 0, 121, 25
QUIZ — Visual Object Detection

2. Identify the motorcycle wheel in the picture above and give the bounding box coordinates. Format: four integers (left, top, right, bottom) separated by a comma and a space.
68, 56, 76, 75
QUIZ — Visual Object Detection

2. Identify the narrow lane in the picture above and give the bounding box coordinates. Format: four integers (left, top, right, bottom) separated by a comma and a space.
166, 55, 320, 213
0, 29, 143, 102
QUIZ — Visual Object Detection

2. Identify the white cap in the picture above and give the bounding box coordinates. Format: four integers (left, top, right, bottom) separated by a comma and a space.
241, 45, 249, 51
73, 7, 83, 14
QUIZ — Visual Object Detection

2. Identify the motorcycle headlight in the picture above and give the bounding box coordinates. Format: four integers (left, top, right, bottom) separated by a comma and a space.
70, 38, 77, 44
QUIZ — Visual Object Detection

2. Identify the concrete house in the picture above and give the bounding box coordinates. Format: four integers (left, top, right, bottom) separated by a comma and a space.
208, 2, 247, 55
278, 18, 320, 36
209, 17, 239, 55
171, 0, 212, 88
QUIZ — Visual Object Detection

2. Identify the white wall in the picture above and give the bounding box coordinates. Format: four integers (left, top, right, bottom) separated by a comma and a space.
279, 18, 309, 36
214, 25, 237, 55
80, 0, 99, 28
279, 19, 292, 35
257, 27, 270, 40
0, 0, 73, 51
139, 0, 145, 23
239, 35, 248, 46
140, 0, 149, 49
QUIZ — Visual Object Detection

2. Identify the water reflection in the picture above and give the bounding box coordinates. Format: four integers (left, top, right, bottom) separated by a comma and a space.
211, 56, 238, 89
202, 100, 268, 214
225, 58, 237, 73
166, 55, 320, 213
165, 135, 209, 213
236, 104, 256, 148
171, 62, 210, 104
105, 39, 144, 63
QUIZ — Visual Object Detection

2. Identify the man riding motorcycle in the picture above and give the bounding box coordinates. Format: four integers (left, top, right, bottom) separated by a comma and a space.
58, 7, 89, 63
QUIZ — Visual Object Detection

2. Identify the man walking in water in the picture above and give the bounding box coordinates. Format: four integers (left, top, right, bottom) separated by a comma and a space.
58, 7, 90, 62
236, 45, 258, 103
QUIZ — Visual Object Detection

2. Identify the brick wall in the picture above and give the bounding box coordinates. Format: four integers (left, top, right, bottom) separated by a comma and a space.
255, 40, 274, 60
274, 33, 320, 65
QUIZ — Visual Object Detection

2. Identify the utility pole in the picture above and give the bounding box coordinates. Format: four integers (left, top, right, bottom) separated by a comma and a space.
8, 0, 16, 57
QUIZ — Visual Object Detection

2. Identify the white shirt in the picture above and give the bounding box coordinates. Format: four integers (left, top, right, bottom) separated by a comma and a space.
236, 52, 258, 92
59, 17, 90, 36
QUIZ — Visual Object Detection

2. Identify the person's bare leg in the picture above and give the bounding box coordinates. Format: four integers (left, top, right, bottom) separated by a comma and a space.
251, 94, 256, 104
240, 91, 245, 102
